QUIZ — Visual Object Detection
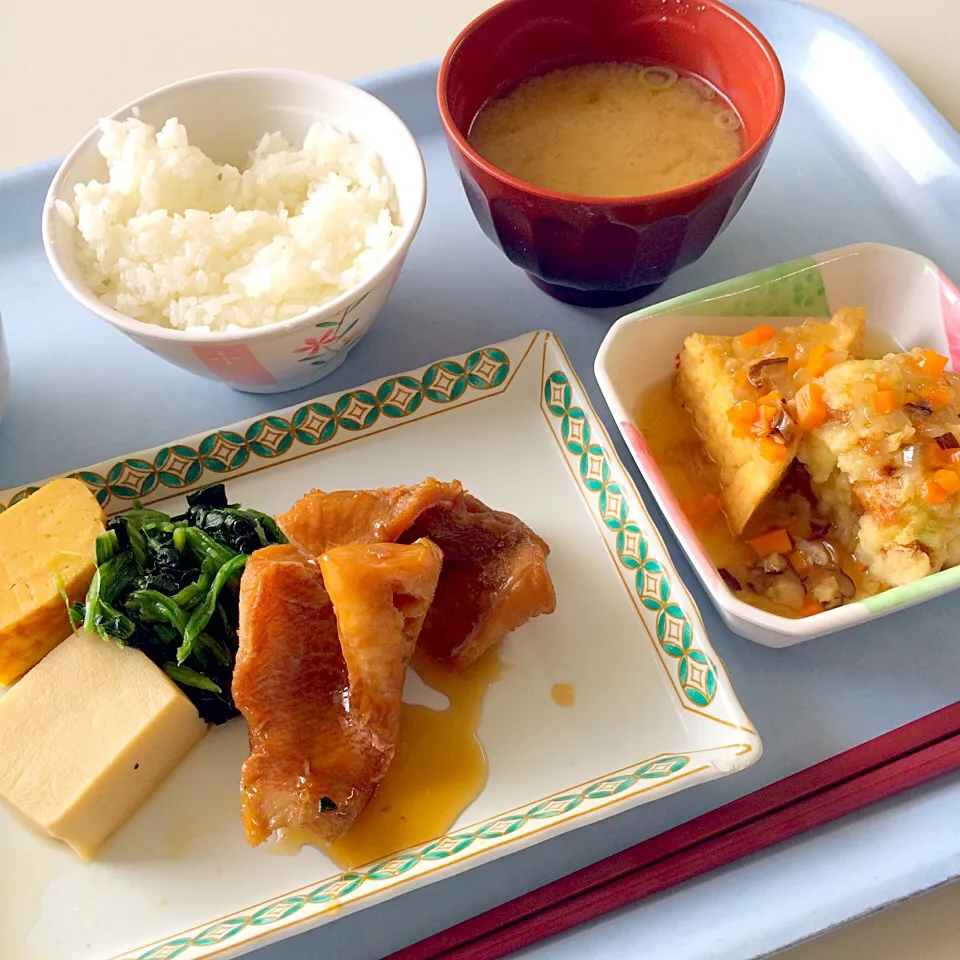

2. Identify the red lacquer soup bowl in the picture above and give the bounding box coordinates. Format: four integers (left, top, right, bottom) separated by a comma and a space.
438, 0, 784, 308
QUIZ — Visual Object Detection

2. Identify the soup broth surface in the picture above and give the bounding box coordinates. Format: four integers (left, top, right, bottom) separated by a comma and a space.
469, 61, 745, 198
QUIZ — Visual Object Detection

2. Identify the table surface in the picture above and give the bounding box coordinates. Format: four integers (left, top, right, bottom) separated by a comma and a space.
3, 0, 960, 957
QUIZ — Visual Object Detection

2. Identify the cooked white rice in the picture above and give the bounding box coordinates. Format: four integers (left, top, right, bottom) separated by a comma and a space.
56, 117, 401, 332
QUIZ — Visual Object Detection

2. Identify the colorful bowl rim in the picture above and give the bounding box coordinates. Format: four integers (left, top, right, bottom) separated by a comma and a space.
436, 0, 786, 208
40, 67, 427, 346
594, 240, 960, 639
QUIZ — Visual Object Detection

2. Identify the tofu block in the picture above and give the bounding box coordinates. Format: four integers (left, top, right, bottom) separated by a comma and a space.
677, 310, 865, 534
0, 631, 206, 860
678, 334, 795, 534
0, 477, 106, 684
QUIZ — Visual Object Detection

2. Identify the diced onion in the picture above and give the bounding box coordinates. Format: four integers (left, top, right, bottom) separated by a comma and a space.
874, 410, 911, 434
902, 443, 921, 466
794, 537, 831, 567
920, 421, 949, 439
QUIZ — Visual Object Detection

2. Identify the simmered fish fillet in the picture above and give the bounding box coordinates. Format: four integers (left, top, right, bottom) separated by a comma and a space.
278, 479, 556, 667
401, 495, 556, 665
278, 478, 462, 554
319, 540, 442, 750
233, 539, 441, 847
417, 537, 556, 666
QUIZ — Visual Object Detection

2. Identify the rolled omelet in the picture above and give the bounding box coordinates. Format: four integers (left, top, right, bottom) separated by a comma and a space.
0, 477, 105, 684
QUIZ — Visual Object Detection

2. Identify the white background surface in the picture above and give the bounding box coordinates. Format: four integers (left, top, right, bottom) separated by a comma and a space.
2, 0, 959, 955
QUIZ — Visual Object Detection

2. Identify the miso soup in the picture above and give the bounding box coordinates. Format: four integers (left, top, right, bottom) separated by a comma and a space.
469, 62, 745, 198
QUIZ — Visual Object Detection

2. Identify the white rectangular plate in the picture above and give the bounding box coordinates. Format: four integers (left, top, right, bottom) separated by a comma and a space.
0, 331, 760, 960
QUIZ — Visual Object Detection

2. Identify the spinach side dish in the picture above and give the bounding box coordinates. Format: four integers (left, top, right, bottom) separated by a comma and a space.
67, 483, 286, 723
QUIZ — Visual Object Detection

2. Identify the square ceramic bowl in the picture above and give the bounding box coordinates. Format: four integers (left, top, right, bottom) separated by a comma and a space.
595, 241, 960, 647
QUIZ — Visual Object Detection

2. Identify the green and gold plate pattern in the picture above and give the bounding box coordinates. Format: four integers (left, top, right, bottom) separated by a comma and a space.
0, 332, 759, 960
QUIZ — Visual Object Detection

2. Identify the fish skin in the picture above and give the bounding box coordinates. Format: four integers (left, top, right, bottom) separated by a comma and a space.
233, 540, 441, 847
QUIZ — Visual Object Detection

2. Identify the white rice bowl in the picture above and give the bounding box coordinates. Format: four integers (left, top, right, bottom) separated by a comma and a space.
56, 117, 402, 333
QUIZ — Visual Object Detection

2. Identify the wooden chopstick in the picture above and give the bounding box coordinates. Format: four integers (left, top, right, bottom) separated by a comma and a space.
388, 700, 960, 960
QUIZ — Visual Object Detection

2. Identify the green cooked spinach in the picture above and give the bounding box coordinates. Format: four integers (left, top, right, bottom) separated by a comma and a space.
70, 483, 286, 724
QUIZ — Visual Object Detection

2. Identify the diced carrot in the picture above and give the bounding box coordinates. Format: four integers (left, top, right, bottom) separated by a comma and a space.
747, 528, 793, 557
737, 324, 777, 348
933, 469, 960, 494
936, 446, 960, 466
923, 478, 950, 505
788, 551, 809, 575
921, 383, 953, 408
700, 492, 721, 517
916, 349, 949, 378
795, 382, 827, 430
799, 599, 822, 617
681, 492, 722, 528
872, 389, 898, 414
727, 400, 758, 423
757, 390, 784, 406
728, 401, 758, 438
806, 342, 833, 377
757, 435, 788, 461
754, 403, 780, 437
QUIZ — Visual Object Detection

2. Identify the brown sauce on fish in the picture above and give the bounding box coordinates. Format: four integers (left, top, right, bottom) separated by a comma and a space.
274, 646, 502, 867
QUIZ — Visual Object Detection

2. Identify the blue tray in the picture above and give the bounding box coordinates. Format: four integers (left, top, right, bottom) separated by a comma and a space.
2, 2, 960, 958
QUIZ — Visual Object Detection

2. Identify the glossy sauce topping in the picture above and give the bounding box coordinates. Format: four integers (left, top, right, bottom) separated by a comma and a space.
469, 61, 744, 197
550, 682, 575, 707
274, 646, 502, 868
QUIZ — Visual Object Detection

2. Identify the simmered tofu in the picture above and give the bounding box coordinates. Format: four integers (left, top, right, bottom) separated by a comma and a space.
676, 309, 864, 534
0, 631, 206, 860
